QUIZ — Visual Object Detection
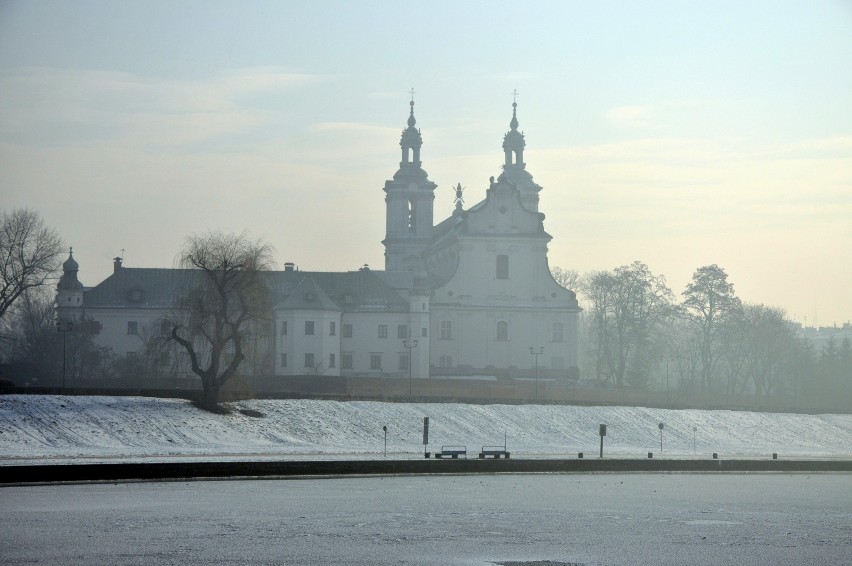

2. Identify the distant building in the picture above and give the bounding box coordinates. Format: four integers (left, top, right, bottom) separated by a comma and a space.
57, 101, 580, 381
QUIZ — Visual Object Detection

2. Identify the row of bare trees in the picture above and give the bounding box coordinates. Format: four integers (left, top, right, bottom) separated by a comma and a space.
555, 262, 850, 410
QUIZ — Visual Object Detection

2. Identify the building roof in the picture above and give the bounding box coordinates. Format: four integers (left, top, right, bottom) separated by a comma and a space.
83, 266, 410, 313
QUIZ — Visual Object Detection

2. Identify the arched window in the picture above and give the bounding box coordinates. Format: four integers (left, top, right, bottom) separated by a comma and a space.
496, 320, 509, 342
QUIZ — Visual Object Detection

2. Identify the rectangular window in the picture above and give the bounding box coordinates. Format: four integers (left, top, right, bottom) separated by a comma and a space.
422, 327, 428, 337
329, 353, 336, 368
342, 353, 353, 369
329, 321, 336, 336
378, 325, 388, 339
126, 351, 137, 360
439, 355, 453, 368
127, 321, 138, 335
305, 321, 314, 335
397, 324, 408, 339
370, 354, 382, 370
440, 320, 452, 340
551, 357, 565, 370
496, 254, 509, 279
280, 353, 287, 368
304, 353, 315, 368
552, 322, 564, 342
281, 321, 288, 335
496, 320, 509, 341
399, 354, 409, 371
342, 324, 353, 338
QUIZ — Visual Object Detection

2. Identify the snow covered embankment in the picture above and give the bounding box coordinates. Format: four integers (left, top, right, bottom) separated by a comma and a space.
1, 395, 851, 463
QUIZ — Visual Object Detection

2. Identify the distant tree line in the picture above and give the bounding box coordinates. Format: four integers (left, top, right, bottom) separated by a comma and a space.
553, 261, 851, 411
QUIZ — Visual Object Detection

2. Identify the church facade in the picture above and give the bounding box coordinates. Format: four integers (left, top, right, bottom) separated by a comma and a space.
57, 101, 580, 382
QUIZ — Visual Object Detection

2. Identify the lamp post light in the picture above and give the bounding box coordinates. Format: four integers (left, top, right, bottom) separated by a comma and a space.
403, 339, 418, 397
529, 347, 544, 402
658, 422, 665, 453
56, 321, 73, 390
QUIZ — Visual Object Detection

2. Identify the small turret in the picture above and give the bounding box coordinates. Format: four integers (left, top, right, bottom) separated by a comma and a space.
57, 248, 84, 317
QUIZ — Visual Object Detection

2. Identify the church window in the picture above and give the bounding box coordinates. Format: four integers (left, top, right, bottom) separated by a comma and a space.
378, 325, 388, 339
439, 355, 453, 368
496, 255, 509, 279
399, 354, 409, 371
281, 321, 288, 335
422, 327, 427, 337
496, 320, 509, 342
126, 351, 137, 361
370, 354, 382, 370
304, 353, 315, 368
342, 353, 353, 369
551, 357, 565, 370
281, 353, 287, 368
127, 321, 138, 335
329, 321, 336, 336
343, 324, 353, 338
440, 320, 452, 340
305, 321, 314, 335
329, 353, 336, 368
552, 322, 564, 342
397, 324, 408, 339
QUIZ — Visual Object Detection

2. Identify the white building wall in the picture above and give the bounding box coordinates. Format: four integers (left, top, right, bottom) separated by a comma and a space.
275, 309, 341, 377
339, 311, 415, 377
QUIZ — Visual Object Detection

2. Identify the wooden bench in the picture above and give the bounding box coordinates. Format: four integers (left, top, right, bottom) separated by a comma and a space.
435, 445, 467, 459
479, 446, 510, 459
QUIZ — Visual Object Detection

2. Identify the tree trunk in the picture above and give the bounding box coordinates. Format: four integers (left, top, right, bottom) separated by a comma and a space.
200, 378, 220, 410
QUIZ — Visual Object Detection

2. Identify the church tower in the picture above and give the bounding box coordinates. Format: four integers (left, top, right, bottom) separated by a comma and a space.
382, 98, 437, 272
497, 101, 542, 212
56, 248, 84, 320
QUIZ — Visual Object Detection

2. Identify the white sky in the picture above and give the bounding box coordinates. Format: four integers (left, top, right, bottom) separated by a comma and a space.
1, 1, 850, 325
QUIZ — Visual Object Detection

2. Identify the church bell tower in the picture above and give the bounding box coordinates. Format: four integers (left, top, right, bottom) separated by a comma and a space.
497, 100, 542, 212
382, 97, 437, 272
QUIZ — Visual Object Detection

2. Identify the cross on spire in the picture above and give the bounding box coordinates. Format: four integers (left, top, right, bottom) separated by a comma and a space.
512, 89, 519, 104
409, 87, 416, 103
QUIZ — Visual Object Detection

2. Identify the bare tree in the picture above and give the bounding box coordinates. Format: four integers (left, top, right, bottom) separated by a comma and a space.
0, 209, 64, 320
580, 261, 675, 388
166, 232, 274, 410
682, 264, 741, 393
550, 266, 580, 291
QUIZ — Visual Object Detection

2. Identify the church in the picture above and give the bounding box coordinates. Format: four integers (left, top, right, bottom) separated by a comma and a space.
57, 101, 580, 383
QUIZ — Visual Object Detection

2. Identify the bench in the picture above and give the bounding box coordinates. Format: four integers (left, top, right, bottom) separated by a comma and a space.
479, 446, 510, 459
435, 445, 467, 459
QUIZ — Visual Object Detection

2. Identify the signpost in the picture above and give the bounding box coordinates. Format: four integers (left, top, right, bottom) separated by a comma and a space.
658, 422, 665, 453
383, 425, 387, 458
423, 417, 429, 457
599, 424, 607, 458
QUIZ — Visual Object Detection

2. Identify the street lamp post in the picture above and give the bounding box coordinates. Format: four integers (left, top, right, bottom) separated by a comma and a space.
56, 321, 73, 390
529, 347, 543, 402
403, 339, 418, 397
658, 422, 665, 453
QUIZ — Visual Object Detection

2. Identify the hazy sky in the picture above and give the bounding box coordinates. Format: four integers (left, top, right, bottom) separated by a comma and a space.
1, 1, 850, 325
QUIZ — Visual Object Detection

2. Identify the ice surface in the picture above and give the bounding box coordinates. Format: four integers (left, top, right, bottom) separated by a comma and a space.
1, 395, 850, 463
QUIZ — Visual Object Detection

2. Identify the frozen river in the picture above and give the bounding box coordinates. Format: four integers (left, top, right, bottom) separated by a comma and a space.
1, 473, 850, 565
